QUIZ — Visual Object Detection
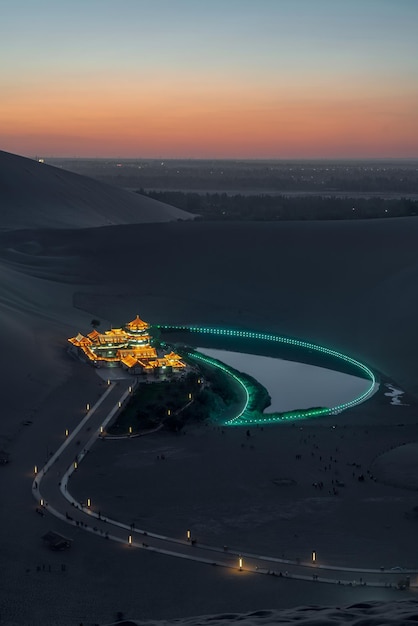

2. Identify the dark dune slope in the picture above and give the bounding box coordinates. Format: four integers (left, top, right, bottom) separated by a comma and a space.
0, 217, 417, 418
0, 150, 194, 229
66, 218, 418, 397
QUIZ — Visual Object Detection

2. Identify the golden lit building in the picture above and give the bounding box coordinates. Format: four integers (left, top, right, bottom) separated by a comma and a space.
68, 315, 185, 374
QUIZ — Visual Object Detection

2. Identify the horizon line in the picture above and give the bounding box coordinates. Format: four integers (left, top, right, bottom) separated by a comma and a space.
32, 155, 418, 162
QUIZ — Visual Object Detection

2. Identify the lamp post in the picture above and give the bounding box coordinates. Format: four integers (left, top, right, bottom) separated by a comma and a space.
187, 529, 191, 542
239, 556, 243, 571
87, 498, 91, 508
312, 550, 317, 563
86, 403, 90, 412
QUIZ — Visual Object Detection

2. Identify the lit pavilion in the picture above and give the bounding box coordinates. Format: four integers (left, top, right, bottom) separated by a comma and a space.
68, 315, 185, 374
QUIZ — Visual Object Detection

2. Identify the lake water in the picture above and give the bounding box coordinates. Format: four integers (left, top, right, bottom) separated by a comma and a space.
197, 348, 376, 412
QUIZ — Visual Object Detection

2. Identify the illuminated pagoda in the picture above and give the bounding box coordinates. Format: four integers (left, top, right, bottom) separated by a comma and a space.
68, 315, 185, 374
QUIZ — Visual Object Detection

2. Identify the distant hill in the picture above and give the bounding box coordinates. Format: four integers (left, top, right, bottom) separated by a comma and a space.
0, 150, 194, 230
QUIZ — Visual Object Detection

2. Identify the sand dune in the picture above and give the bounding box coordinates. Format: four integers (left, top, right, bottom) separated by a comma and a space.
103, 601, 418, 626
1, 157, 418, 624
0, 150, 194, 229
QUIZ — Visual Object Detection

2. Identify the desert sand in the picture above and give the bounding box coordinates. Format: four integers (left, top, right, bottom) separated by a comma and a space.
0, 150, 193, 229
1, 151, 418, 625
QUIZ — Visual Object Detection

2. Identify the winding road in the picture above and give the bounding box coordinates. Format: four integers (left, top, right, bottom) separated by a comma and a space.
32, 377, 417, 589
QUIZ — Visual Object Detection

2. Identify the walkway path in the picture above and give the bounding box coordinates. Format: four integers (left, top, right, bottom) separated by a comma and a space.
32, 379, 417, 589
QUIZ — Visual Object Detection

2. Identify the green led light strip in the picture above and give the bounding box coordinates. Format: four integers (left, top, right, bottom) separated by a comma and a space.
156, 325, 376, 427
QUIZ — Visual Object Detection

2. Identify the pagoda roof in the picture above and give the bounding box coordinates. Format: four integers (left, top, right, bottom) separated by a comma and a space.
121, 354, 138, 368
164, 351, 183, 361
87, 329, 100, 340
116, 347, 157, 362
104, 328, 128, 336
68, 333, 92, 346
126, 314, 149, 331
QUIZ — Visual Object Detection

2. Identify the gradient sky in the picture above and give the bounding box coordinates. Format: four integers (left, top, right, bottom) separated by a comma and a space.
1, 0, 418, 158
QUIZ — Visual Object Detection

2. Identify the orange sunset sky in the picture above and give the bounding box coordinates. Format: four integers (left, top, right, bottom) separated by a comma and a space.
1, 0, 418, 158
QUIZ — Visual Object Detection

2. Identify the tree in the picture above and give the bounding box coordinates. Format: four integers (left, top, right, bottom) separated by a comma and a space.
91, 319, 100, 329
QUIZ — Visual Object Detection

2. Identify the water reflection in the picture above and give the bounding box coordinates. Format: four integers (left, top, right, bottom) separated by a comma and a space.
198, 348, 377, 412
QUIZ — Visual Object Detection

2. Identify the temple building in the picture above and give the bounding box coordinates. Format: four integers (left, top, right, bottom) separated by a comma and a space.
68, 315, 186, 375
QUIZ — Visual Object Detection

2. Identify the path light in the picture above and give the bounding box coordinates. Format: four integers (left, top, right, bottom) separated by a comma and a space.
107, 379, 111, 386
118, 401, 122, 408
129, 426, 132, 434
65, 429, 69, 437
128, 535, 132, 545
129, 386, 132, 393
312, 551, 316, 563
87, 498, 91, 508
167, 409, 171, 416
74, 461, 78, 470
34, 465, 38, 475
239, 556, 243, 571
187, 529, 191, 541
188, 393, 192, 400
100, 426, 104, 434
40, 499, 44, 506
86, 403, 90, 412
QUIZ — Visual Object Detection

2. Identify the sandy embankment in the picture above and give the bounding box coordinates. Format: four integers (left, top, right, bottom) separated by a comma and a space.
0, 150, 194, 229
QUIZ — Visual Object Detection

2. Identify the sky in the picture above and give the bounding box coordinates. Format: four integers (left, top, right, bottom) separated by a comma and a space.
1, 0, 418, 159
